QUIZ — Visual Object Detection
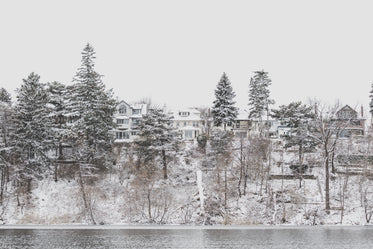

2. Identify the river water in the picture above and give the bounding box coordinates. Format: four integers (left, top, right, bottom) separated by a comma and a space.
0, 226, 372, 249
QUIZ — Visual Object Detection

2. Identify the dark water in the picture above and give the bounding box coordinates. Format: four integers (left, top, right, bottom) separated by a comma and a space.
0, 226, 372, 249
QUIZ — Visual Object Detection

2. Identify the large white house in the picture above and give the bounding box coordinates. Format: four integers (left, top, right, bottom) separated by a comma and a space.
169, 108, 203, 140
113, 101, 148, 142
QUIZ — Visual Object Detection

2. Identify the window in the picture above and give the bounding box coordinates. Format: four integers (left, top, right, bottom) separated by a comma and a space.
131, 131, 138, 136
118, 105, 126, 114
117, 119, 129, 125
132, 118, 139, 126
184, 122, 187, 126
185, 130, 193, 138
179, 112, 190, 117
116, 131, 130, 139
133, 109, 141, 115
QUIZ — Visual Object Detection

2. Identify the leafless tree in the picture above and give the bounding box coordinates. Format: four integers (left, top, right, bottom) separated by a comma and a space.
310, 100, 349, 213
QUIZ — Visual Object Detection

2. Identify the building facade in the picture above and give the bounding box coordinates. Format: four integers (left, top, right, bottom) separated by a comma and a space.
334, 105, 365, 137
169, 108, 203, 140
113, 101, 148, 142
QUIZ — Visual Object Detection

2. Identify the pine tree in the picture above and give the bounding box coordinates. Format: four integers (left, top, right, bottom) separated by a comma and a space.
271, 101, 318, 187
0, 89, 13, 203
12, 73, 53, 181
68, 43, 117, 168
212, 73, 238, 131
47, 82, 68, 159
0, 88, 11, 104
135, 107, 180, 179
248, 70, 274, 120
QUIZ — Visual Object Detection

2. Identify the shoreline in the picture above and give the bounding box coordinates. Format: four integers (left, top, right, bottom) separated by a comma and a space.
0, 224, 372, 229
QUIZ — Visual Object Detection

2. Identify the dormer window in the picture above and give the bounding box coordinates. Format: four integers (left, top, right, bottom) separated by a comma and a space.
119, 105, 126, 114
179, 111, 190, 117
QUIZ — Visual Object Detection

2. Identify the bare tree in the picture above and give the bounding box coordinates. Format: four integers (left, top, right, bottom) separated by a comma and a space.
310, 100, 350, 213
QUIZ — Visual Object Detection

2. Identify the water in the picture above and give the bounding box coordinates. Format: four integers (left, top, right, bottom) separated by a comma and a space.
0, 226, 372, 249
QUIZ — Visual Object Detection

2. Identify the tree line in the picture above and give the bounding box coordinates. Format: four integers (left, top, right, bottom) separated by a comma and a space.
1, 43, 373, 224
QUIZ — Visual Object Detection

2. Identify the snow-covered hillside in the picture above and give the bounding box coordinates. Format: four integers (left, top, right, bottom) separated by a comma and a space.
1, 139, 372, 226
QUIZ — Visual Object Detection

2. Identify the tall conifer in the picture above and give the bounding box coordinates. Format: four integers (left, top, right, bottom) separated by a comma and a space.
69, 43, 117, 167
212, 73, 238, 131
13, 73, 53, 179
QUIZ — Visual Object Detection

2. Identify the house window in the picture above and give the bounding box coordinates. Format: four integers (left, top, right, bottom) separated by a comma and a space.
184, 122, 187, 126
116, 131, 130, 139
132, 118, 139, 125
133, 109, 141, 115
185, 130, 193, 138
118, 105, 126, 114
117, 119, 124, 124
179, 112, 190, 117
131, 131, 138, 136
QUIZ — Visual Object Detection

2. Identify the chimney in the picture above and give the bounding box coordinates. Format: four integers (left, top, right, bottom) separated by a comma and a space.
361, 105, 364, 118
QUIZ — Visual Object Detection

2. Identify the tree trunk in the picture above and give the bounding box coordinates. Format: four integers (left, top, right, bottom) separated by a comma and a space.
224, 168, 227, 211
325, 154, 331, 213
162, 149, 167, 180
147, 191, 152, 219
238, 140, 243, 198
331, 150, 336, 174
0, 168, 5, 205
54, 163, 58, 182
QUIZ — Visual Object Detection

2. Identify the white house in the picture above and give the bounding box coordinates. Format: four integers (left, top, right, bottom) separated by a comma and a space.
114, 101, 148, 142
169, 108, 203, 140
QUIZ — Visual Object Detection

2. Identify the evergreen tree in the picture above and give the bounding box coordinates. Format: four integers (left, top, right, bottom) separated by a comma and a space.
0, 92, 14, 203
271, 101, 318, 187
12, 73, 53, 181
212, 73, 238, 131
47, 82, 72, 181
47, 82, 69, 159
68, 43, 117, 168
248, 70, 274, 120
0, 88, 11, 104
135, 107, 180, 179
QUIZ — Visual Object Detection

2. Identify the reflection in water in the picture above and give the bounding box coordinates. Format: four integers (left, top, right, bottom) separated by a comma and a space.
0, 227, 372, 249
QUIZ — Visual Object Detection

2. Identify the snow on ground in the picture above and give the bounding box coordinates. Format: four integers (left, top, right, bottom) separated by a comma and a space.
1, 140, 372, 226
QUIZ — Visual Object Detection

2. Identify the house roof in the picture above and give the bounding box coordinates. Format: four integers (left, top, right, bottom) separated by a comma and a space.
169, 108, 202, 121
337, 105, 356, 114
236, 110, 249, 120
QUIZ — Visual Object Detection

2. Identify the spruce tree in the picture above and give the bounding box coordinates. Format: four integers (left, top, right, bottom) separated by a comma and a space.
69, 43, 117, 168
0, 88, 11, 104
0, 88, 13, 203
248, 70, 274, 119
13, 73, 53, 180
212, 72, 238, 131
47, 82, 68, 159
135, 107, 180, 179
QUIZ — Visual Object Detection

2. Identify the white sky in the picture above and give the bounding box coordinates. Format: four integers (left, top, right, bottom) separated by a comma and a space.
1, 0, 373, 115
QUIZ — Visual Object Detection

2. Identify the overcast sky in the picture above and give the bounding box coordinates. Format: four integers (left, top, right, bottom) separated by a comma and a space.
1, 0, 373, 115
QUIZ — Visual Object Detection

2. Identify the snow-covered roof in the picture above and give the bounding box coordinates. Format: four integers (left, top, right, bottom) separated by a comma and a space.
169, 108, 202, 121
236, 110, 249, 120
